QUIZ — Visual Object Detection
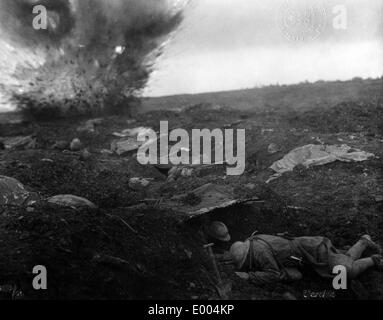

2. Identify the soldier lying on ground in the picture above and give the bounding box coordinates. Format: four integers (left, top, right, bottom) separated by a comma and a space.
230, 233, 383, 284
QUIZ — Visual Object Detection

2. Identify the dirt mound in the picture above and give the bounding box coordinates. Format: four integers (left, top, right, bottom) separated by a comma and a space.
287, 101, 383, 135
0, 204, 211, 299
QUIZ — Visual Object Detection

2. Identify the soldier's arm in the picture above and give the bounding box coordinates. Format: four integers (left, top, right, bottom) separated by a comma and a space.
248, 269, 284, 285
248, 246, 285, 285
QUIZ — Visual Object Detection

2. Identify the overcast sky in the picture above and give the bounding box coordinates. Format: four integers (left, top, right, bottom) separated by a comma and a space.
144, 0, 383, 96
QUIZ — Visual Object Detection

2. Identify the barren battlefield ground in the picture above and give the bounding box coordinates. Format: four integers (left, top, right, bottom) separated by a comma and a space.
0, 78, 383, 299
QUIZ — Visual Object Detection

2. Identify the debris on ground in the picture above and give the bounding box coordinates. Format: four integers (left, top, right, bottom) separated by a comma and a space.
52, 140, 69, 150
164, 183, 262, 220
111, 138, 143, 155
70, 138, 83, 151
0, 175, 37, 206
268, 144, 375, 182
223, 119, 244, 128
267, 143, 280, 154
47, 194, 97, 209
167, 166, 194, 182
166, 162, 227, 182
245, 183, 256, 190
111, 127, 167, 157
41, 158, 54, 163
129, 178, 151, 191
100, 149, 114, 155
77, 118, 103, 134
112, 127, 152, 138
79, 149, 92, 161
1, 136, 36, 150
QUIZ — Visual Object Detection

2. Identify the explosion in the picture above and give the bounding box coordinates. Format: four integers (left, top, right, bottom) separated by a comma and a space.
0, 0, 187, 116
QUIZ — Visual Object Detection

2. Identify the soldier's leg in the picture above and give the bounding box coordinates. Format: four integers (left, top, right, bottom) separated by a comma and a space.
346, 235, 381, 260
346, 240, 369, 260
348, 258, 375, 279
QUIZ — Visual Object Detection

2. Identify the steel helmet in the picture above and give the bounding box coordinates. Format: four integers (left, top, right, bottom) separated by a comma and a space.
206, 221, 231, 242
230, 241, 250, 269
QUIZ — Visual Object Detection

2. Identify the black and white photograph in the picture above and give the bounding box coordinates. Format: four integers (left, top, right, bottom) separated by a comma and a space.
0, 0, 383, 306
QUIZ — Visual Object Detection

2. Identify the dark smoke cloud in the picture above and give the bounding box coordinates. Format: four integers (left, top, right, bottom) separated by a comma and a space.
0, 0, 186, 115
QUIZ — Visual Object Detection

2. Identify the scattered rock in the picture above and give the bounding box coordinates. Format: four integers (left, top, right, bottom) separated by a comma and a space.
111, 138, 143, 155
100, 149, 113, 155
77, 123, 94, 134
2, 136, 36, 150
181, 168, 194, 177
0, 176, 36, 206
47, 195, 97, 209
312, 136, 324, 144
112, 127, 152, 138
245, 183, 256, 190
267, 143, 280, 154
89, 118, 104, 126
129, 178, 151, 191
53, 140, 69, 150
223, 119, 244, 128
167, 166, 195, 182
77, 118, 103, 134
79, 149, 92, 161
70, 138, 83, 151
